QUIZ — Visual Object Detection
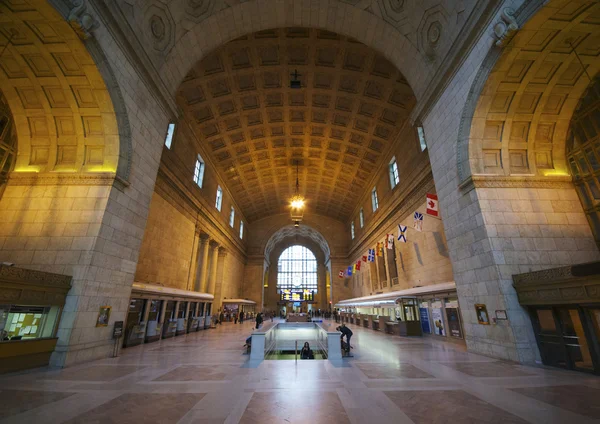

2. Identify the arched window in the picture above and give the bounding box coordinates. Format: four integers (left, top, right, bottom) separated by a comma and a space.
567, 77, 600, 245
277, 245, 318, 292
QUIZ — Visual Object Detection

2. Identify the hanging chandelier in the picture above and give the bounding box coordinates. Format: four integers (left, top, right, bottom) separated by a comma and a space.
290, 160, 305, 227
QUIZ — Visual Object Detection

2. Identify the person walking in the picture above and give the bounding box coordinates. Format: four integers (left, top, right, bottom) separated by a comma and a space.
234, 312, 238, 324
239, 310, 244, 324
219, 310, 224, 325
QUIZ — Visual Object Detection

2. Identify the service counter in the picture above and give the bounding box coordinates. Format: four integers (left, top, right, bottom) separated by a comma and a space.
0, 265, 72, 374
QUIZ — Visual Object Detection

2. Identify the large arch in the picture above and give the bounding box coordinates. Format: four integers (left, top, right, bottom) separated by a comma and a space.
461, 0, 600, 183
0, 1, 124, 180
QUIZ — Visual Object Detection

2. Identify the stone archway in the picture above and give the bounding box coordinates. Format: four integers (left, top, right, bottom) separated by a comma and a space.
461, 0, 600, 183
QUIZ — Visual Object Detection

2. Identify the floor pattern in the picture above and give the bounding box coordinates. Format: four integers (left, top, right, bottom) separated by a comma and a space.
0, 319, 598, 423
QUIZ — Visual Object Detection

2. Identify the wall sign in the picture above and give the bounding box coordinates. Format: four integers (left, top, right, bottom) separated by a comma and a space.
113, 321, 124, 339
419, 307, 431, 334
431, 308, 445, 336
475, 304, 490, 325
495, 310, 507, 320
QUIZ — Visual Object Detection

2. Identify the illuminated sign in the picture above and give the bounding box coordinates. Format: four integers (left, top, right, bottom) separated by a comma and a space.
280, 289, 314, 302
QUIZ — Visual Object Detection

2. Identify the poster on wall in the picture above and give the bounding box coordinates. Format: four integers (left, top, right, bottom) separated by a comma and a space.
431, 308, 446, 336
446, 308, 462, 338
475, 304, 490, 325
419, 308, 431, 333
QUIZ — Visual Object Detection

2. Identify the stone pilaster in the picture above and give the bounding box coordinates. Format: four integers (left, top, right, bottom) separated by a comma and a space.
206, 240, 219, 295
214, 246, 227, 309
194, 233, 210, 292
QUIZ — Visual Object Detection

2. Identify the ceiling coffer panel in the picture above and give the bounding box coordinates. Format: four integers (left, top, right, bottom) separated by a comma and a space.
177, 28, 416, 222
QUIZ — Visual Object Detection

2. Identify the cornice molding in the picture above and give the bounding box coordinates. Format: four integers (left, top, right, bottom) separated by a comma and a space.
410, 0, 504, 124
460, 175, 574, 191
513, 261, 600, 306
7, 172, 118, 187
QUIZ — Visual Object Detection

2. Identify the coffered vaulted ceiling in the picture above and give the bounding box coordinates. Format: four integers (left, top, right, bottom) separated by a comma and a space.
177, 28, 416, 222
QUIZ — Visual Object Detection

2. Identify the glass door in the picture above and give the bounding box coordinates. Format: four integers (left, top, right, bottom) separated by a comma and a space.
533, 308, 568, 369
557, 308, 594, 372
532, 307, 597, 373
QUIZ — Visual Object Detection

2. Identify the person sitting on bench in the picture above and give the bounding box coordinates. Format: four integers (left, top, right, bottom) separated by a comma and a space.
300, 342, 314, 359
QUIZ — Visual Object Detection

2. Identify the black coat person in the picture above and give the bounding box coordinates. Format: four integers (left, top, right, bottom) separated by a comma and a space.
337, 324, 353, 349
300, 342, 314, 359
239, 310, 244, 323
255, 313, 263, 329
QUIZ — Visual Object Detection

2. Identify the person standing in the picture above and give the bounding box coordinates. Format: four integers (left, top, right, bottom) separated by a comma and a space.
239, 310, 244, 324
234, 312, 238, 324
255, 312, 263, 329
219, 310, 224, 325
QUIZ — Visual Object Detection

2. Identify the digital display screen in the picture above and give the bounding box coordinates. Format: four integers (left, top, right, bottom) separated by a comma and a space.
280, 289, 314, 302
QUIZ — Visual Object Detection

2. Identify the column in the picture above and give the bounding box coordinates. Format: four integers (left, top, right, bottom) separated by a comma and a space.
382, 246, 392, 287
195, 233, 211, 292
214, 247, 227, 310
206, 240, 219, 295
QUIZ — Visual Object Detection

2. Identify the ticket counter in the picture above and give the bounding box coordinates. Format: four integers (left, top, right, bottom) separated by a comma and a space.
126, 282, 214, 348
0, 265, 71, 374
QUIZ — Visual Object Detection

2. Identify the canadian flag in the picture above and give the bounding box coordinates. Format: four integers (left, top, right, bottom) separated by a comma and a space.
338, 270, 345, 279
426, 193, 439, 217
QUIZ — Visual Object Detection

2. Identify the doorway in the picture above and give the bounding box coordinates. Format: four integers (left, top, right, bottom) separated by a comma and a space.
530, 306, 599, 374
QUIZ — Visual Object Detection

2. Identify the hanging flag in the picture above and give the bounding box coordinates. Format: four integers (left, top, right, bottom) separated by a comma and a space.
347, 266, 353, 276
356, 260, 361, 271
377, 242, 384, 256
386, 233, 394, 250
338, 270, 344, 279
413, 211, 423, 232
352, 263, 356, 274
368, 249, 375, 262
426, 193, 439, 217
362, 255, 367, 263
397, 224, 407, 242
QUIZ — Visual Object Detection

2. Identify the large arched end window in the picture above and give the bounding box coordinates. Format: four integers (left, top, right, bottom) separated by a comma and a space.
277, 245, 318, 293
567, 77, 600, 245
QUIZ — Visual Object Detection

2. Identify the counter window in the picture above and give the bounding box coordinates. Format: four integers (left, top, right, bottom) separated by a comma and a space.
178, 302, 188, 319
0, 304, 60, 342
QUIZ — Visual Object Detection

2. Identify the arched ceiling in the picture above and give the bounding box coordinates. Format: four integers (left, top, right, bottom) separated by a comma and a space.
467, 0, 600, 179
0, 0, 120, 175
177, 28, 415, 222
264, 224, 330, 261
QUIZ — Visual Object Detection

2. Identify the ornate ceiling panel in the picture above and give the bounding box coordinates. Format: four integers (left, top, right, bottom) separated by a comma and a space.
177, 28, 415, 222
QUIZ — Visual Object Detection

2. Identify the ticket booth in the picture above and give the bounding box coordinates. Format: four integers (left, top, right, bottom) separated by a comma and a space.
145, 299, 163, 343
124, 298, 146, 347
0, 265, 71, 374
176, 301, 188, 336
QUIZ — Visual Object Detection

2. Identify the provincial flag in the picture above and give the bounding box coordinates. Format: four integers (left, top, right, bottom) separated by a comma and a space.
376, 242, 382, 256
397, 224, 407, 242
355, 260, 361, 271
413, 211, 423, 232
347, 266, 353, 276
426, 193, 439, 217
362, 255, 367, 263
386, 233, 394, 250
368, 249, 375, 262
338, 270, 344, 279
352, 263, 356, 274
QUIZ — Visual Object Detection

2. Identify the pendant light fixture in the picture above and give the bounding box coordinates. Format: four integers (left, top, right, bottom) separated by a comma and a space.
290, 160, 305, 227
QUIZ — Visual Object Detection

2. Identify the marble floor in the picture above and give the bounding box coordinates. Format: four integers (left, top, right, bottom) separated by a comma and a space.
0, 319, 599, 424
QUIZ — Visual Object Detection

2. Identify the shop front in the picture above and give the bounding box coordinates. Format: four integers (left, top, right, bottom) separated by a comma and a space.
513, 262, 600, 375
222, 298, 257, 321
0, 265, 71, 373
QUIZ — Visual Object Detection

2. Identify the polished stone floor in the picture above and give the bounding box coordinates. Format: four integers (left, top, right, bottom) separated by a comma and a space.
1, 319, 599, 423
